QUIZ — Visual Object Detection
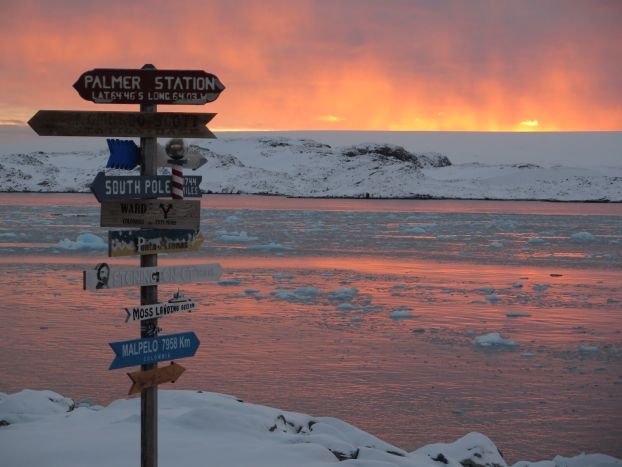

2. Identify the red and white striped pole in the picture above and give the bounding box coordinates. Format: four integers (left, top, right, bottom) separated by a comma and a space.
171, 166, 184, 199
165, 139, 186, 199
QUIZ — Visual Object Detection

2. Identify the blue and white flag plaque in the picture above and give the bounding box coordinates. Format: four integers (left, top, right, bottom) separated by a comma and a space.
109, 332, 200, 370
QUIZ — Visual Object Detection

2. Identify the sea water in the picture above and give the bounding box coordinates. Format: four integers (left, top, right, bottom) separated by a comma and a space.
0, 194, 620, 462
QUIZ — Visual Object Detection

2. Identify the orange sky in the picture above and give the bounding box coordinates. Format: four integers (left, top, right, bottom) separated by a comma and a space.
0, 0, 621, 131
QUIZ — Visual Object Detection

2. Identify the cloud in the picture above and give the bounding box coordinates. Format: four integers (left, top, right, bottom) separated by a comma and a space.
0, 0, 620, 130
520, 120, 539, 127
314, 115, 345, 122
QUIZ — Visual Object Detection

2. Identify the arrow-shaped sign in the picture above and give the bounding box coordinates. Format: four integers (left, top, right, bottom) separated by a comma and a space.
125, 297, 196, 323
109, 332, 200, 370
74, 68, 225, 105
83, 263, 222, 290
28, 110, 216, 138
127, 362, 186, 395
91, 172, 202, 202
109, 229, 204, 257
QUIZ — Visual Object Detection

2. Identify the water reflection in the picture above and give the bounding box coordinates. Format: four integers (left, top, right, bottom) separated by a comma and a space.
0, 195, 620, 463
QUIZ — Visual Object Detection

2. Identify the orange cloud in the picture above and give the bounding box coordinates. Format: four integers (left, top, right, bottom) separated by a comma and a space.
0, 0, 620, 131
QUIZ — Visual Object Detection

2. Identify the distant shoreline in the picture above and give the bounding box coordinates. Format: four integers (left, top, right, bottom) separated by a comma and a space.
0, 190, 618, 203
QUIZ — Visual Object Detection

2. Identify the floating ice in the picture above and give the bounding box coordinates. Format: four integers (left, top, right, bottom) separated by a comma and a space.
578, 344, 598, 353
0, 232, 18, 240
389, 308, 417, 319
570, 232, 597, 243
271, 287, 321, 303
337, 303, 358, 311
533, 284, 550, 292
248, 242, 288, 252
218, 279, 241, 286
489, 242, 504, 248
272, 273, 294, 280
244, 289, 260, 295
223, 215, 242, 223
57, 232, 106, 250
528, 237, 547, 244
486, 294, 502, 303
506, 312, 531, 318
219, 231, 258, 243
476, 287, 495, 294
400, 225, 427, 234
474, 332, 518, 348
328, 287, 358, 301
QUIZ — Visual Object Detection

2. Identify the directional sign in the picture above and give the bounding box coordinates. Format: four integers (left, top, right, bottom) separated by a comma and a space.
125, 298, 196, 323
127, 362, 186, 395
109, 229, 204, 257
74, 68, 225, 105
100, 199, 200, 229
109, 332, 200, 370
83, 263, 222, 290
27, 110, 216, 138
91, 172, 202, 202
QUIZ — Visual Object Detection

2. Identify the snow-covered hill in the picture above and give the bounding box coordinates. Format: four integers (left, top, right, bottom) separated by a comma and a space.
1, 136, 620, 201
1, 388, 620, 467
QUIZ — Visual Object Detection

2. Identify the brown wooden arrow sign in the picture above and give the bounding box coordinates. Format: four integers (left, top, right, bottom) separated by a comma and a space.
74, 68, 225, 105
28, 110, 216, 138
127, 362, 186, 395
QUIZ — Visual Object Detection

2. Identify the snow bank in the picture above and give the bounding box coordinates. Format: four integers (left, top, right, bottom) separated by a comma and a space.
1, 389, 619, 467
2, 135, 621, 200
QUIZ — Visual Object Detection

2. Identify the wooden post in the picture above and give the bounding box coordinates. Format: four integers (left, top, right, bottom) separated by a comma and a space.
140, 63, 158, 467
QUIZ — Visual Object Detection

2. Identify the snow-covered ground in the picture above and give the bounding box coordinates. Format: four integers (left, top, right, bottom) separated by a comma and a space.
1, 133, 621, 201
1, 388, 620, 467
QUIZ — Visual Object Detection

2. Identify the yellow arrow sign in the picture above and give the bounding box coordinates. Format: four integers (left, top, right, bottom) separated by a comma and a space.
127, 361, 186, 395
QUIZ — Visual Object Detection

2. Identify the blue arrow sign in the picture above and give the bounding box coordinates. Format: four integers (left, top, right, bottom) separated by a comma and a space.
109, 332, 200, 370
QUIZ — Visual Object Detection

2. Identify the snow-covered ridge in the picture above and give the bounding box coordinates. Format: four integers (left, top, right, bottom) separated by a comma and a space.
1, 388, 620, 467
1, 136, 621, 201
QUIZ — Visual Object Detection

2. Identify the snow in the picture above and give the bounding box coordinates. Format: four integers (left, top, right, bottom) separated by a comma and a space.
474, 332, 519, 348
1, 134, 621, 200
1, 388, 619, 467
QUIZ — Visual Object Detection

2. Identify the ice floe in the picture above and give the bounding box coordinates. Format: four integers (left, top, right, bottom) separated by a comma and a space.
57, 232, 106, 250
474, 332, 518, 348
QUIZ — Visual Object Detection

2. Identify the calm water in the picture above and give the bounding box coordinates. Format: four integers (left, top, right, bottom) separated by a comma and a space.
0, 194, 621, 463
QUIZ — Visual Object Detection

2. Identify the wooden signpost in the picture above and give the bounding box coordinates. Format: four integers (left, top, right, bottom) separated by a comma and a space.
100, 199, 200, 229
28, 110, 216, 138
33, 64, 225, 467
83, 263, 222, 290
127, 362, 186, 395
109, 229, 204, 257
74, 68, 225, 105
91, 172, 202, 201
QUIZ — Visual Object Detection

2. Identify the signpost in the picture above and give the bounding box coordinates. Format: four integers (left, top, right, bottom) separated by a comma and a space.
74, 68, 225, 105
127, 362, 186, 395
109, 229, 204, 257
32, 64, 225, 467
28, 110, 216, 138
91, 172, 202, 201
109, 332, 200, 369
83, 263, 222, 290
100, 199, 200, 229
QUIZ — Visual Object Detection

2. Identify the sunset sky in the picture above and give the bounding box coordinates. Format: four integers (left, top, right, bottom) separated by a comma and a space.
1, 0, 620, 131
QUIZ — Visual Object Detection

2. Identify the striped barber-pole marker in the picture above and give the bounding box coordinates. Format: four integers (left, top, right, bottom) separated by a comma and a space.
171, 167, 184, 199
